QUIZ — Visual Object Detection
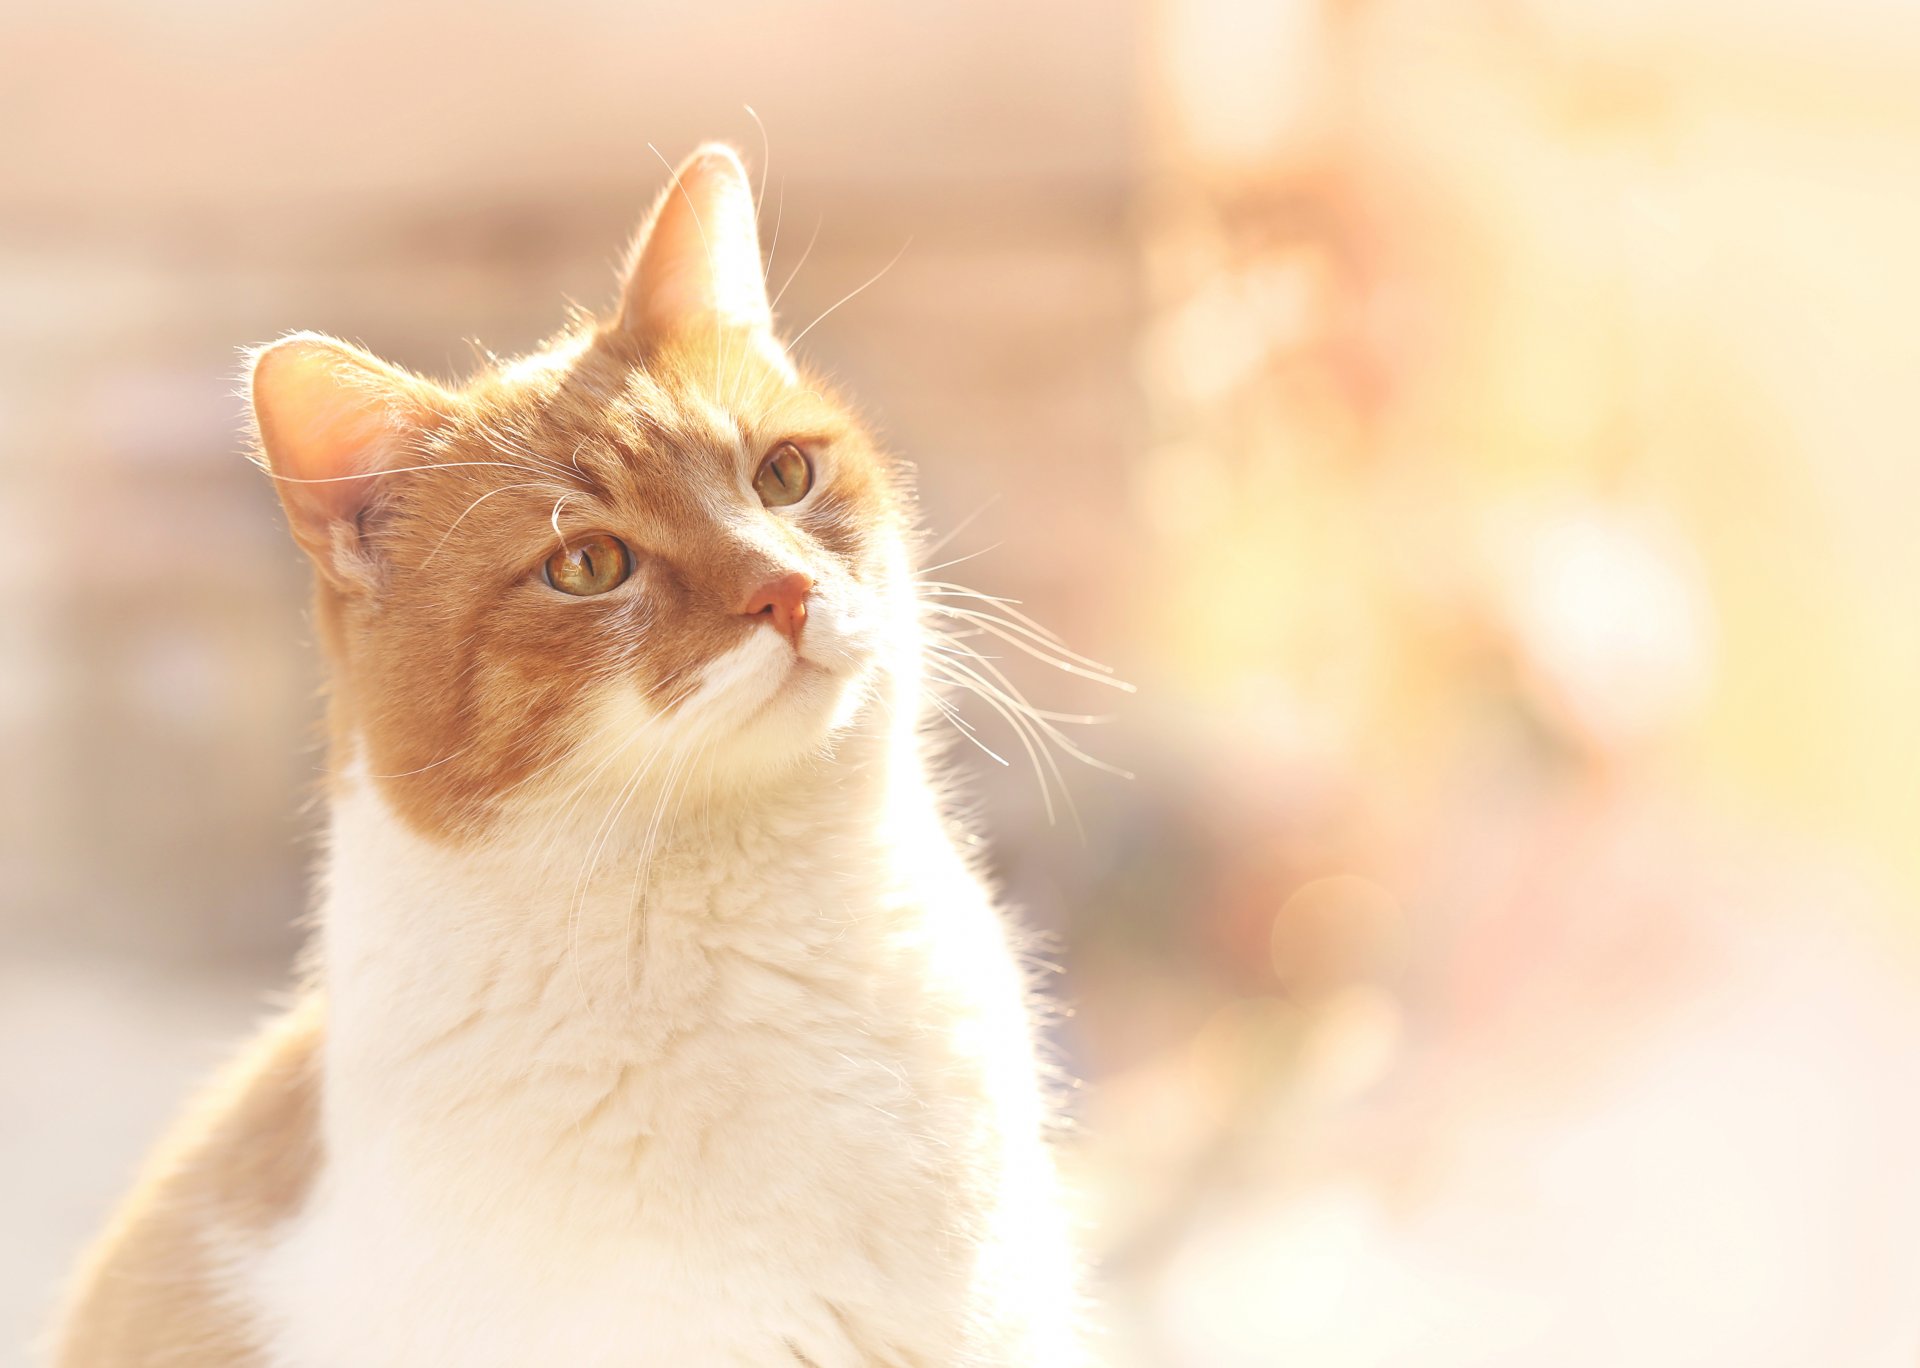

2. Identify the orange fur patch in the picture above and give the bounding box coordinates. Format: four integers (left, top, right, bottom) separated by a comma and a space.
52, 999, 324, 1367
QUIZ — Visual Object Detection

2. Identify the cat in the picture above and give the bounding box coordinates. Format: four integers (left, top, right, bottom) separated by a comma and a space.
52, 144, 1084, 1367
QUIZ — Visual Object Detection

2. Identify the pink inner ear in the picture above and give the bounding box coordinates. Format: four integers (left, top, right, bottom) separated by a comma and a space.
250, 334, 438, 539
621, 146, 773, 340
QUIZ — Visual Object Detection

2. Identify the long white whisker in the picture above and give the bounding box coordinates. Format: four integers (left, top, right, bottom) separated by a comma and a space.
915, 546, 1006, 580
769, 216, 821, 317
567, 742, 664, 1020
926, 603, 1134, 689
935, 642, 1131, 778
558, 693, 701, 1018
924, 642, 1117, 724
784, 240, 911, 356
523, 679, 704, 869
419, 481, 548, 569
762, 179, 786, 294
745, 104, 770, 221
264, 459, 566, 487
324, 743, 475, 780
928, 655, 1063, 826
927, 690, 1010, 767
919, 497, 1001, 561
919, 582, 1100, 658
472, 422, 584, 484
620, 730, 707, 1006
916, 580, 1021, 608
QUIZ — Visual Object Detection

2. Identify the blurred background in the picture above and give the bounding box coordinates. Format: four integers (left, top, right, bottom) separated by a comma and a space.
5, 0, 1920, 1363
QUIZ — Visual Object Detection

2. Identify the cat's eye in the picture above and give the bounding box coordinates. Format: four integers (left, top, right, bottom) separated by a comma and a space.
543, 534, 632, 596
753, 442, 812, 508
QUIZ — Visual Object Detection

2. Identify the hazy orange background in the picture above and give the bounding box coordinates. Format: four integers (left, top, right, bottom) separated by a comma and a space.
5, 2, 1920, 1363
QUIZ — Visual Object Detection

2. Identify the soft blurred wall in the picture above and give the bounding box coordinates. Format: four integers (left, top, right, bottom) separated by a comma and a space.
1088, 0, 1920, 1362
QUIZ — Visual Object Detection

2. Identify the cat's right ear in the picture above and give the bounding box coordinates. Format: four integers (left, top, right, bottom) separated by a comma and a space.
247, 333, 452, 591
617, 146, 782, 351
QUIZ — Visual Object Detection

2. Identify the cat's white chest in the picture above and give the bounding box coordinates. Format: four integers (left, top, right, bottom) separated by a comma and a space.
248, 1173, 870, 1368
242, 984, 988, 1368
251, 1188, 703, 1367
237, 775, 1070, 1366
241, 989, 1059, 1368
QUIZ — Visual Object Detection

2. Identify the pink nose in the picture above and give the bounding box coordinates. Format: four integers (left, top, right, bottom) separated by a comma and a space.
740, 570, 813, 648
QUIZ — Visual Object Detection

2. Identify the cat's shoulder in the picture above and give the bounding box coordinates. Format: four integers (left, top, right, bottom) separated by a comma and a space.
50, 996, 324, 1367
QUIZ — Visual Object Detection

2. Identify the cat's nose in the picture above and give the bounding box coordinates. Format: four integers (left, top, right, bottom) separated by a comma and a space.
740, 570, 813, 648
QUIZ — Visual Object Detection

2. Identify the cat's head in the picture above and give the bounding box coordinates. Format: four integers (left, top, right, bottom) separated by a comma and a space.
249, 146, 914, 839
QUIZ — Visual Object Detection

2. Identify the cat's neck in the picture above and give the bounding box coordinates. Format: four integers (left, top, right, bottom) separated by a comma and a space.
311, 683, 971, 1097
332, 706, 902, 972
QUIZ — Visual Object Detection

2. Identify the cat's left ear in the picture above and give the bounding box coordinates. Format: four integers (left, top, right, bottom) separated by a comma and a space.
617, 145, 783, 356
248, 332, 454, 592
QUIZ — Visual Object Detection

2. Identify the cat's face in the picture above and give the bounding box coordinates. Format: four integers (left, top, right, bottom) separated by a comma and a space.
250, 148, 913, 839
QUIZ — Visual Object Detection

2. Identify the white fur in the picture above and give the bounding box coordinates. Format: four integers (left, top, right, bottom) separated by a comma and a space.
235, 590, 1081, 1366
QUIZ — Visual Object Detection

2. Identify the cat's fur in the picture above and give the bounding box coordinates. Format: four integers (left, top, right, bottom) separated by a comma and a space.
52, 145, 1082, 1367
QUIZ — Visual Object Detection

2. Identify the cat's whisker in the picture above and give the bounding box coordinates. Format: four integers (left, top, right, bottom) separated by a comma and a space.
918, 583, 1084, 652
784, 240, 911, 357
927, 690, 1011, 767
321, 740, 477, 780
914, 545, 1006, 580
550, 494, 576, 550
477, 709, 630, 813
926, 612, 1119, 691
924, 642, 1117, 725
264, 458, 557, 487
567, 740, 663, 1022
925, 602, 1134, 690
524, 678, 703, 877
927, 654, 1066, 827
937, 644, 1132, 780
928, 601, 1136, 843
768, 216, 822, 318
537, 674, 707, 992
926, 688, 981, 735
915, 579, 1021, 609
561, 700, 700, 1020
718, 170, 786, 410
473, 421, 585, 486
918, 498, 1001, 563
927, 645, 1057, 772
930, 642, 1129, 782
613, 743, 680, 1009
761, 181, 785, 297
535, 730, 654, 1025
745, 104, 771, 222
419, 481, 551, 570
620, 731, 707, 1008
464, 415, 598, 489
912, 560, 1133, 833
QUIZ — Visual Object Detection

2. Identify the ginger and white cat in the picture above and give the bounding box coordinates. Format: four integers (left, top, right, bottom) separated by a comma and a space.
53, 145, 1083, 1367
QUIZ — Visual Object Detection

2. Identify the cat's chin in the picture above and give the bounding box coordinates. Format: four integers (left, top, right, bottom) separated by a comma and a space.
656, 630, 870, 772
713, 652, 872, 763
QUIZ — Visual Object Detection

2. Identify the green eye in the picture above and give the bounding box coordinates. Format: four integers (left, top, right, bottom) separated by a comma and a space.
753, 442, 812, 507
544, 534, 632, 596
